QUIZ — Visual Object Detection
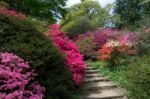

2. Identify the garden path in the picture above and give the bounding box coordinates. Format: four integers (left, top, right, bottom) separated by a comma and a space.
80, 66, 127, 99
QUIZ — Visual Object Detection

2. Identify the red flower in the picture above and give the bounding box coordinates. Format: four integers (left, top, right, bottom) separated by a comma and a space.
49, 24, 86, 85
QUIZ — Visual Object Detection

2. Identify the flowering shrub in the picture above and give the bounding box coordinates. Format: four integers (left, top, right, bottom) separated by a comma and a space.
98, 34, 135, 67
75, 29, 119, 60
0, 52, 45, 99
49, 24, 86, 85
0, 6, 26, 19
94, 30, 107, 48
94, 29, 119, 47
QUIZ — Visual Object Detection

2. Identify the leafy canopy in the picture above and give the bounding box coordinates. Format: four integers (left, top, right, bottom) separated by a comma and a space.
61, 0, 108, 36
2, 0, 67, 23
114, 0, 150, 29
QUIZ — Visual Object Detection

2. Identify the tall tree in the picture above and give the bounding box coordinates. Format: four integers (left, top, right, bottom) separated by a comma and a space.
141, 0, 150, 17
114, 0, 142, 28
114, 0, 150, 29
61, 0, 108, 36
2, 0, 67, 23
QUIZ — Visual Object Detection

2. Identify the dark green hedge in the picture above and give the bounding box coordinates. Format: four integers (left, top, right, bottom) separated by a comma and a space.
0, 14, 75, 99
126, 56, 150, 99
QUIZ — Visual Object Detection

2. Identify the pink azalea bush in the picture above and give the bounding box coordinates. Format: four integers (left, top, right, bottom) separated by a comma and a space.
0, 6, 26, 19
98, 32, 136, 67
0, 52, 45, 99
49, 24, 86, 85
74, 29, 119, 60
75, 28, 136, 67
94, 29, 120, 48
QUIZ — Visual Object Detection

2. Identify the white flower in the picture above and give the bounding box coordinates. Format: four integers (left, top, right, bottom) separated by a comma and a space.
105, 40, 121, 47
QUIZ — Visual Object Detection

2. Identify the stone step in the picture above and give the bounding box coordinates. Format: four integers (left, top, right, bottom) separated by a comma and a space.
80, 88, 125, 99
83, 77, 109, 83
86, 73, 101, 78
86, 69, 99, 74
86, 66, 97, 70
83, 81, 117, 91
86, 66, 97, 68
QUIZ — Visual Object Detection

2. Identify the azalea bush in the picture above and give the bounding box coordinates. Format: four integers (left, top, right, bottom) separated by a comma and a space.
0, 52, 45, 99
98, 34, 135, 67
0, 7, 76, 99
49, 24, 86, 85
75, 29, 120, 61
94, 29, 119, 46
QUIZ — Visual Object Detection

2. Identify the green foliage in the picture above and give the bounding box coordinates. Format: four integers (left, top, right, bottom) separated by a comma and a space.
62, 16, 94, 36
2, 0, 67, 23
139, 16, 150, 28
114, 0, 141, 28
132, 31, 150, 56
114, 0, 150, 29
0, 13, 75, 99
89, 55, 150, 99
0, 1, 9, 8
76, 34, 98, 60
88, 61, 128, 88
61, 0, 108, 36
126, 56, 150, 99
140, 0, 150, 18
88, 61, 132, 98
27, 16, 49, 33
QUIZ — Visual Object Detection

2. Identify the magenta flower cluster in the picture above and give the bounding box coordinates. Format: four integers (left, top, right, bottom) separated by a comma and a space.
49, 24, 86, 85
0, 52, 45, 99
119, 33, 132, 44
0, 6, 26, 19
94, 29, 120, 48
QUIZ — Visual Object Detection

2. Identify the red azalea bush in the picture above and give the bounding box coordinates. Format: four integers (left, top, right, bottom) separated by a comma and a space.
0, 52, 45, 99
49, 24, 86, 85
0, 6, 26, 19
98, 33, 135, 67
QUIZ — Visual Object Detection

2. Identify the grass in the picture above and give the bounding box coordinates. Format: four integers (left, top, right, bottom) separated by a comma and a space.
87, 61, 132, 98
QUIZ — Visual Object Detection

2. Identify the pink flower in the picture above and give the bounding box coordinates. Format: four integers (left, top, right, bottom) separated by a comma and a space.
0, 52, 45, 99
49, 24, 86, 85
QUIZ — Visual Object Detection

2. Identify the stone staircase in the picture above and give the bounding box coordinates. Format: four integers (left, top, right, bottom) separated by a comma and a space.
80, 66, 127, 99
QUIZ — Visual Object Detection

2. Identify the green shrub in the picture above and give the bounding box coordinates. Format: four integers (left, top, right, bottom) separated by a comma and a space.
0, 1, 9, 8
137, 31, 150, 55
62, 16, 94, 36
132, 31, 150, 56
0, 13, 75, 99
126, 56, 150, 99
76, 34, 98, 60
27, 16, 49, 33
